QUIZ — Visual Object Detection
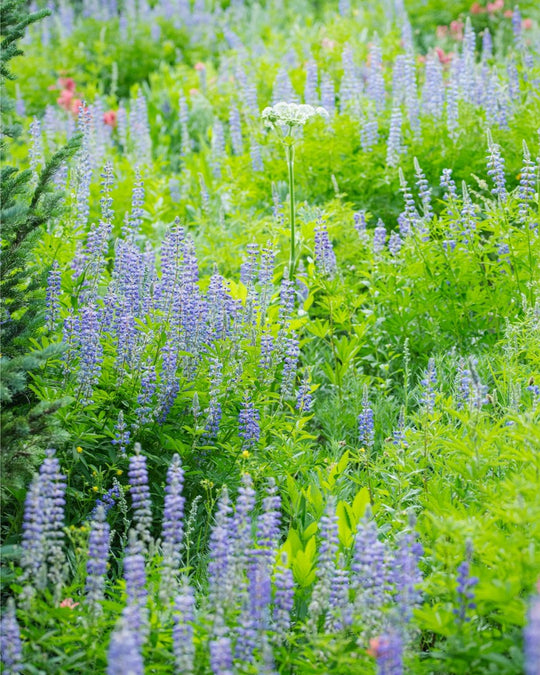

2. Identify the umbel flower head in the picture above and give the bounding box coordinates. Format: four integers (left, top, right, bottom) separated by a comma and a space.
261, 102, 328, 130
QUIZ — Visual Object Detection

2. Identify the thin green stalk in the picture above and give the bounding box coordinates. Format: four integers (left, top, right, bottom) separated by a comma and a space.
285, 142, 296, 278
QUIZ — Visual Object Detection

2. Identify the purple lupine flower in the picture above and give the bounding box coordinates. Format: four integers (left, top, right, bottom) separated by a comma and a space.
524, 584, 540, 675
135, 360, 157, 426
273, 554, 294, 642
361, 105, 379, 152
391, 55, 406, 106
481, 28, 492, 62
128, 445, 153, 547
304, 59, 319, 106
441, 168, 458, 203
250, 136, 263, 172
86, 504, 111, 614
123, 170, 145, 240
461, 18, 477, 103
238, 394, 261, 449
272, 68, 298, 105
208, 488, 233, 608
420, 357, 437, 415
229, 104, 244, 155
209, 636, 234, 675
421, 55, 444, 119
373, 219, 387, 254
230, 474, 256, 580
296, 373, 313, 413
279, 275, 295, 325
77, 303, 103, 406
358, 386, 375, 450
340, 45, 359, 110
354, 211, 367, 236
205, 357, 223, 438
393, 407, 408, 448
398, 169, 420, 237
20, 476, 45, 583
280, 333, 300, 399
131, 90, 152, 163
314, 220, 337, 277
388, 231, 402, 257
160, 454, 185, 602
235, 67, 258, 117
107, 613, 144, 675
512, 5, 522, 45
172, 580, 196, 674
320, 72, 335, 116
366, 42, 385, 112
457, 357, 488, 410
352, 511, 389, 613
211, 120, 225, 178
0, 598, 22, 674
518, 141, 537, 219
308, 499, 339, 631
414, 158, 433, 220
454, 541, 479, 623
458, 184, 477, 244
259, 330, 275, 372
27, 449, 66, 589
29, 117, 44, 179
241, 243, 259, 287
247, 550, 273, 628
372, 630, 404, 675
386, 106, 402, 167
46, 262, 61, 331
90, 483, 121, 519
392, 524, 423, 624
123, 534, 149, 647
111, 411, 130, 455
325, 556, 352, 632
256, 479, 281, 568
74, 104, 93, 232
486, 132, 507, 202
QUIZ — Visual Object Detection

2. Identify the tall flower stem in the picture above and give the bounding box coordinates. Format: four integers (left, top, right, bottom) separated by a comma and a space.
285, 141, 296, 279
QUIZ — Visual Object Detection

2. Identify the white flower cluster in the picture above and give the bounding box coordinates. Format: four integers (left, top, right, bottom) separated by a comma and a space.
261, 102, 329, 128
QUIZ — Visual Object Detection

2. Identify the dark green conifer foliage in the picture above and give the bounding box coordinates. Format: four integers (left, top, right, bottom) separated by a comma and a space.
1, 0, 81, 529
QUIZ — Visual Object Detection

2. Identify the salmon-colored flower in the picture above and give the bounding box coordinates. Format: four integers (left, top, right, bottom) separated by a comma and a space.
436, 47, 453, 64
436, 25, 448, 39
194, 62, 206, 71
367, 636, 382, 658
522, 17, 532, 29
470, 2, 485, 14
487, 0, 504, 13
59, 77, 76, 92
450, 20, 464, 40
321, 37, 336, 50
57, 89, 74, 111
59, 598, 79, 609
103, 110, 117, 127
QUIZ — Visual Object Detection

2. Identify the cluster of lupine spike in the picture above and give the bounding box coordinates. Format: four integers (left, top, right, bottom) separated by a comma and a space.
7, 447, 540, 672
27, 0, 536, 201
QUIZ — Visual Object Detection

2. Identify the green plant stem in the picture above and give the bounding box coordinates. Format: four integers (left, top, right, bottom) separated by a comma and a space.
285, 143, 296, 279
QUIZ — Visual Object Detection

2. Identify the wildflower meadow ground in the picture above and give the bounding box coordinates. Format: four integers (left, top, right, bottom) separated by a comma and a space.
0, 0, 539, 673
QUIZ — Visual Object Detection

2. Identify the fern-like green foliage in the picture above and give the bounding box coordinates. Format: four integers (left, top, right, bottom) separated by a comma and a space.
0, 0, 82, 531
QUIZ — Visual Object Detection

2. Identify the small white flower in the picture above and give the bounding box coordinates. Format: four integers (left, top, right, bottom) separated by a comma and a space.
261, 102, 328, 129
